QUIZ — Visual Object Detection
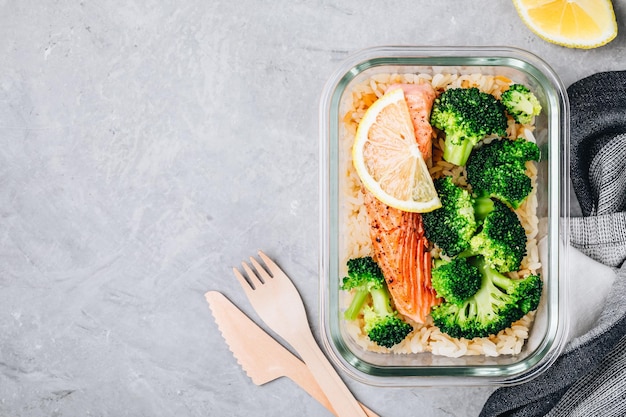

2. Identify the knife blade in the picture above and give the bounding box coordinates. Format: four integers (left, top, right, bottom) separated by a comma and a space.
205, 291, 378, 417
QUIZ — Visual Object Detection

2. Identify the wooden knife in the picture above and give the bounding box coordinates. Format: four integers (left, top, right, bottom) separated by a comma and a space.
205, 291, 378, 417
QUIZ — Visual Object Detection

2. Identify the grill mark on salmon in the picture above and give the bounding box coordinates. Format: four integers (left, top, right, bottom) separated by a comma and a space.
363, 188, 439, 323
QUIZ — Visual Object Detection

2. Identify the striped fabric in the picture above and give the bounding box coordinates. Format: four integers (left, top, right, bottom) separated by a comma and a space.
481, 71, 626, 417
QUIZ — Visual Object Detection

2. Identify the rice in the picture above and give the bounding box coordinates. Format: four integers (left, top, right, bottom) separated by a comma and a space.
339, 72, 541, 357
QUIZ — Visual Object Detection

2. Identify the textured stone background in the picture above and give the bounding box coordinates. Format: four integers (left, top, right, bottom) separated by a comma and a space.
1, 1, 625, 416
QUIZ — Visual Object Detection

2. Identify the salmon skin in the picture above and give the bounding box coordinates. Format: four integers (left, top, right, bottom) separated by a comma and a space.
362, 188, 439, 324
386, 83, 436, 165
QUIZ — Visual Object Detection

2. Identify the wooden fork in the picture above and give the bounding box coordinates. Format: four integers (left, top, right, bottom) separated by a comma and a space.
233, 251, 368, 417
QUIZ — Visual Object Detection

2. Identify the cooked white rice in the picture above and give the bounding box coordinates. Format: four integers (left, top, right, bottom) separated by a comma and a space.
339, 72, 541, 357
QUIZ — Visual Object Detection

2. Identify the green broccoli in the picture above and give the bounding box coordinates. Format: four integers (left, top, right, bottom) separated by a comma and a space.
466, 199, 527, 273
501, 84, 542, 125
431, 257, 482, 304
466, 137, 540, 209
430, 256, 543, 339
422, 176, 494, 257
430, 87, 508, 166
341, 257, 412, 348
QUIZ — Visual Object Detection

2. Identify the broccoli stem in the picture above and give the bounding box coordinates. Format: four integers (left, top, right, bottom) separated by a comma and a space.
484, 266, 515, 293
370, 286, 393, 317
344, 288, 369, 321
443, 137, 474, 166
469, 257, 510, 310
472, 255, 516, 292
474, 196, 495, 222
344, 285, 394, 322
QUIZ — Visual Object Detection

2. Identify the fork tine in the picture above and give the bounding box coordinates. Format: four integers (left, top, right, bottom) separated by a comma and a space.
250, 256, 273, 282
233, 267, 255, 293
257, 251, 283, 277
241, 261, 264, 286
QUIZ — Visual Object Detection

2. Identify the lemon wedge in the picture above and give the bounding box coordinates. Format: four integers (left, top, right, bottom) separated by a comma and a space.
352, 88, 441, 213
512, 0, 618, 49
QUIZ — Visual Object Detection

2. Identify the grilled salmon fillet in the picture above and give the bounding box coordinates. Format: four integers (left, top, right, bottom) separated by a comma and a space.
363, 188, 439, 323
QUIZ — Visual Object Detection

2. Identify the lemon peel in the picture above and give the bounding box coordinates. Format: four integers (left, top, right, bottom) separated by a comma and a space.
512, 0, 617, 49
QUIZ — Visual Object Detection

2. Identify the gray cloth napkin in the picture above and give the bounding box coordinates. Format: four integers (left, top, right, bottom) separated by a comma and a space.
480, 71, 626, 417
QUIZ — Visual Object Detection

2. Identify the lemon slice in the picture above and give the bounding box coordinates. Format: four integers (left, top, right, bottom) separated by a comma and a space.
352, 88, 441, 213
512, 0, 617, 49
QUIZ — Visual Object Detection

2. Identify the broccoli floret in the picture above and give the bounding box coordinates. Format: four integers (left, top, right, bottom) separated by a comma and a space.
466, 137, 540, 209
363, 298, 413, 348
341, 257, 385, 320
423, 177, 477, 257
467, 199, 527, 273
424, 176, 527, 272
501, 84, 542, 125
430, 87, 508, 166
431, 257, 482, 304
422, 176, 494, 257
341, 257, 412, 348
430, 256, 542, 339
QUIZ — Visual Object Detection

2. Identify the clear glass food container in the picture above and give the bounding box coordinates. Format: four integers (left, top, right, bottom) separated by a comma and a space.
319, 46, 569, 386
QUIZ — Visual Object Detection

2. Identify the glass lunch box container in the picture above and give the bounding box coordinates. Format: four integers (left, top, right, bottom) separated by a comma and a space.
318, 46, 569, 386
